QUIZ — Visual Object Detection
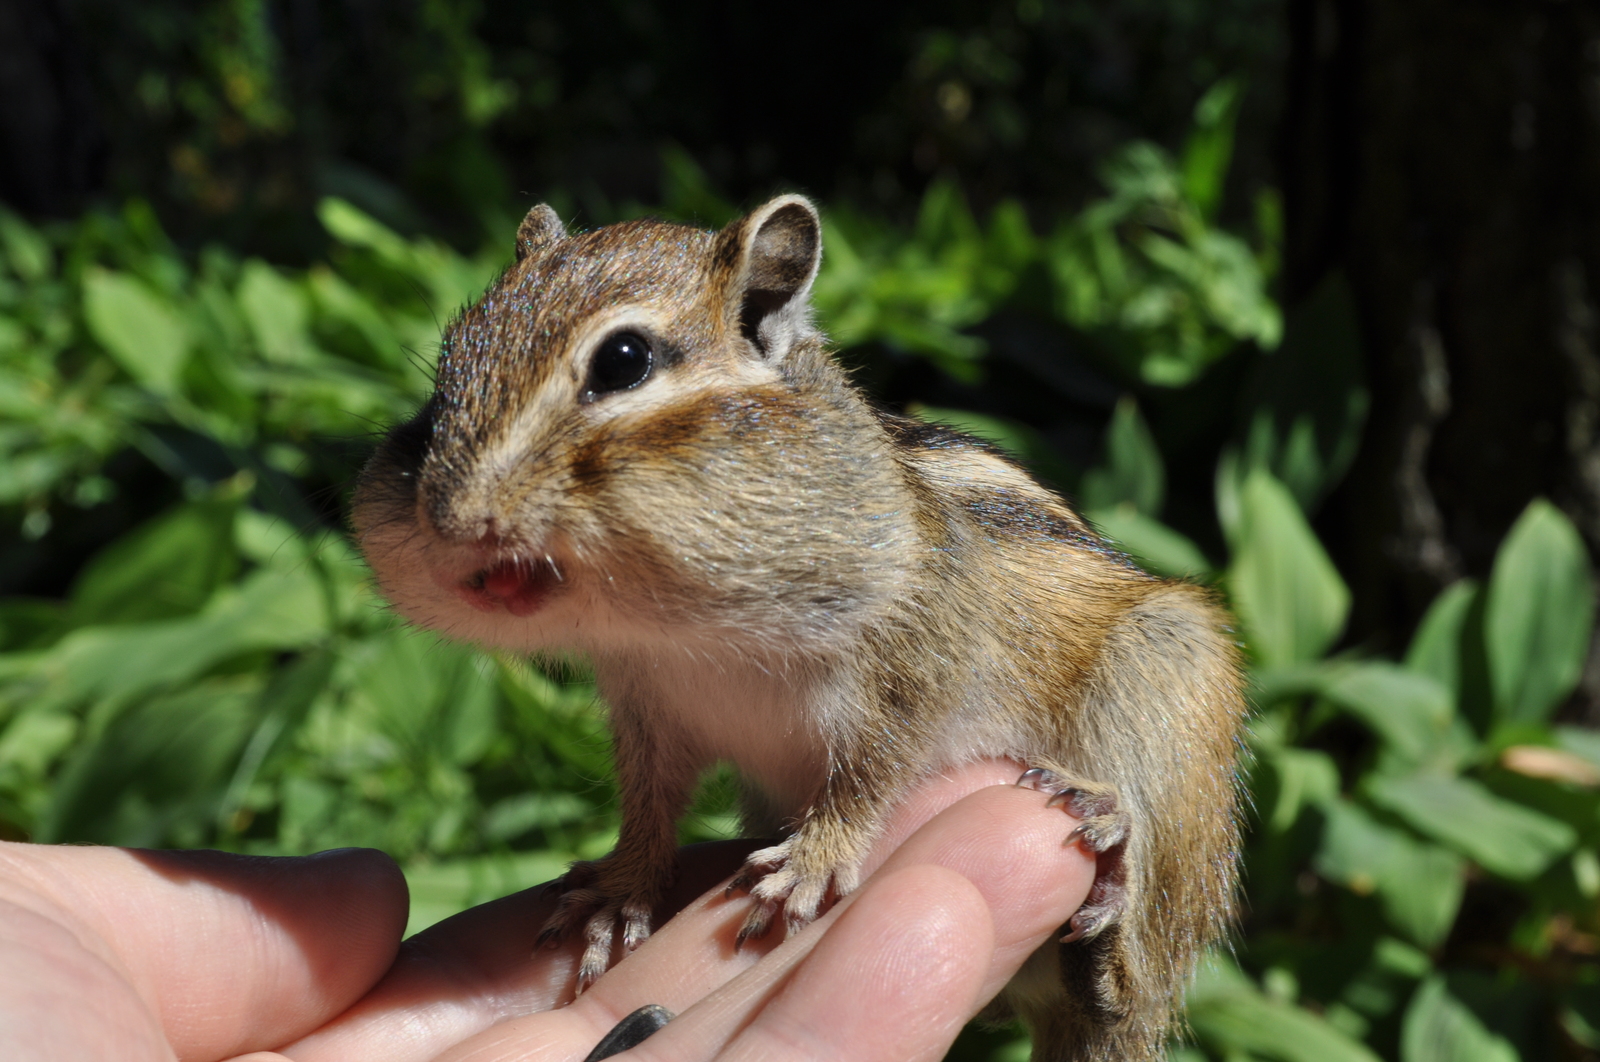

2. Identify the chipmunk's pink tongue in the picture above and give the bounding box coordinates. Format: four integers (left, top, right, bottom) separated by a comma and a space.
461, 561, 550, 616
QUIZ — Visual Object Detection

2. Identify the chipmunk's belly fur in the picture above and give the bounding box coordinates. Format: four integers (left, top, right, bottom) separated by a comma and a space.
593, 647, 833, 825
590, 621, 1069, 835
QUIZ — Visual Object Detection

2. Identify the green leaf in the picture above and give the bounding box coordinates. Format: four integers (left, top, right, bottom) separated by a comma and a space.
913, 406, 1032, 461
1316, 800, 1465, 947
1238, 276, 1367, 508
1181, 78, 1244, 220
238, 259, 313, 365
307, 266, 405, 372
658, 144, 738, 226
1367, 774, 1576, 881
1556, 725, 1600, 774
1485, 500, 1596, 725
345, 630, 499, 765
402, 851, 572, 937
82, 267, 190, 393
37, 678, 261, 845
1188, 959, 1384, 1062
67, 495, 239, 626
0, 598, 69, 652
1079, 395, 1165, 516
318, 197, 412, 262
1318, 662, 1466, 769
1335, 937, 1433, 1024
1087, 506, 1213, 579
1401, 977, 1519, 1062
1227, 469, 1350, 667
1565, 984, 1600, 1050
1405, 579, 1481, 704
0, 709, 78, 781
216, 647, 337, 834
1260, 745, 1340, 831
0, 209, 53, 282
15, 566, 329, 716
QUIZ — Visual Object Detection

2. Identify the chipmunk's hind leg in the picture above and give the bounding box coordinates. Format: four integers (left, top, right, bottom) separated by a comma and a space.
1011, 584, 1246, 1062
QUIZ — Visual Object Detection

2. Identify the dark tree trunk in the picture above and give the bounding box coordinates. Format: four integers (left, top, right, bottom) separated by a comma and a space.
0, 0, 104, 216
1284, 0, 1600, 708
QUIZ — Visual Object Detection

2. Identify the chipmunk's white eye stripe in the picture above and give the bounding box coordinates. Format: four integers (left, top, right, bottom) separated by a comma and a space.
583, 331, 654, 400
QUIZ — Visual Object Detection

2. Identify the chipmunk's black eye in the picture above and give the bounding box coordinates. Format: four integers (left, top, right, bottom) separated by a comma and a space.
585, 332, 653, 397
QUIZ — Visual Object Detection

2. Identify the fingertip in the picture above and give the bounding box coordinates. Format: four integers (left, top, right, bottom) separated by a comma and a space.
879, 783, 1096, 930
834, 864, 996, 979
257, 848, 410, 1011
289, 847, 410, 943
113, 846, 408, 1058
718, 865, 995, 1062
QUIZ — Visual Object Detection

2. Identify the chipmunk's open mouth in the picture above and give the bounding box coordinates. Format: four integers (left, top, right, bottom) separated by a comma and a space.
456, 557, 562, 616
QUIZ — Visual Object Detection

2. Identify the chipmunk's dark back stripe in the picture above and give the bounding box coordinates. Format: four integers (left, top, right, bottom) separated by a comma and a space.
873, 409, 1021, 465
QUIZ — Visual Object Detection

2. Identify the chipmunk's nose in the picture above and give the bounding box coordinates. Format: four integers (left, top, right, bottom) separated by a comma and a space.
416, 482, 504, 547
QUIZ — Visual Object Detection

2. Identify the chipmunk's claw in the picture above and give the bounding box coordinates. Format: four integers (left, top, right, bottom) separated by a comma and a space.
1015, 766, 1131, 944
729, 837, 852, 946
735, 901, 778, 949
536, 860, 660, 989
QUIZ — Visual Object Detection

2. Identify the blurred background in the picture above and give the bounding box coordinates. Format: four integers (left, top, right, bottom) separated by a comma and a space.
3, 1, 1600, 1058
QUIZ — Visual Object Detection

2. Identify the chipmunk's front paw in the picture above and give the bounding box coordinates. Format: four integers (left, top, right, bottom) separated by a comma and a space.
538, 859, 659, 990
726, 837, 856, 946
1016, 767, 1131, 944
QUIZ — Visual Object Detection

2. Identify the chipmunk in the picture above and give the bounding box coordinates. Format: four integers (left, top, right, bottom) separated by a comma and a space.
351, 194, 1246, 1062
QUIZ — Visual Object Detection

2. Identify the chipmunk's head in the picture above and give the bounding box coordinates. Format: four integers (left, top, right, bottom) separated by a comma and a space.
352, 196, 910, 654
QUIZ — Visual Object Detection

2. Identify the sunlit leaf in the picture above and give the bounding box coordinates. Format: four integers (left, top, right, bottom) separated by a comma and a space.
1485, 500, 1596, 725
1080, 395, 1165, 516
1181, 78, 1243, 220
37, 677, 261, 845
1401, 977, 1519, 1062
1405, 579, 1481, 705
1260, 744, 1340, 831
1367, 774, 1575, 881
0, 210, 52, 282
1556, 726, 1600, 776
1318, 662, 1467, 770
318, 197, 412, 263
0, 709, 78, 781
1088, 506, 1213, 579
913, 406, 1032, 460
403, 851, 573, 937
67, 493, 240, 627
1316, 800, 1464, 946
238, 259, 313, 365
216, 647, 337, 834
17, 566, 328, 716
1228, 469, 1350, 667
82, 267, 190, 393
1188, 958, 1384, 1062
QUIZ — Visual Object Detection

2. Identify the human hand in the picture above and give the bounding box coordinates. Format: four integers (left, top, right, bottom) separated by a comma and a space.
1, 760, 1093, 1061
283, 759, 1094, 1062
0, 842, 406, 1061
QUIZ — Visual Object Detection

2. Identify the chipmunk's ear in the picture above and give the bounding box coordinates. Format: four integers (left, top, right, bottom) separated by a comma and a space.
717, 195, 822, 359
515, 204, 567, 261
